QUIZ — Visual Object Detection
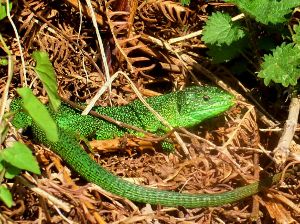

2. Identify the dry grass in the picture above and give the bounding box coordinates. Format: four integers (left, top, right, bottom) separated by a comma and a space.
0, 0, 299, 223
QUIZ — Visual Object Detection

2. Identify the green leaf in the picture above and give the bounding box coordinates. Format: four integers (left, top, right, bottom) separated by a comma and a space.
258, 43, 300, 87
16, 87, 58, 142
0, 2, 12, 21
202, 12, 246, 46
226, 0, 300, 25
4, 165, 21, 179
293, 24, 300, 45
180, 0, 190, 6
0, 161, 3, 172
0, 186, 13, 207
0, 57, 8, 66
32, 51, 60, 111
2, 142, 40, 175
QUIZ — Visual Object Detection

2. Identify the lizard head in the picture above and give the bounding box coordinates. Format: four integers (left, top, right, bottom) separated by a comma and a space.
175, 86, 235, 128
10, 98, 33, 129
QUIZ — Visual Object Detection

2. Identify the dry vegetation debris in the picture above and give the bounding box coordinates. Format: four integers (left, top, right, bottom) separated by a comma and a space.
0, 0, 299, 223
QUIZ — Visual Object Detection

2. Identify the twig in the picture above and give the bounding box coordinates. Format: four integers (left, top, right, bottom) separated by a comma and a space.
260, 127, 300, 132
168, 13, 244, 44
5, 0, 27, 86
16, 176, 72, 212
0, 34, 13, 122
274, 94, 300, 165
179, 128, 216, 147
53, 205, 76, 224
168, 30, 202, 44
85, 0, 111, 101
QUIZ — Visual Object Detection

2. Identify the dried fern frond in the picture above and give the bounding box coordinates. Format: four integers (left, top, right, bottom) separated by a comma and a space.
139, 0, 191, 25
224, 105, 259, 149
106, 0, 157, 74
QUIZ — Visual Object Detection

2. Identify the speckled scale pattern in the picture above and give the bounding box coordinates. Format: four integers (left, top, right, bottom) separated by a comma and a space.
10, 86, 281, 207
52, 89, 180, 140
29, 118, 281, 208
52, 86, 235, 140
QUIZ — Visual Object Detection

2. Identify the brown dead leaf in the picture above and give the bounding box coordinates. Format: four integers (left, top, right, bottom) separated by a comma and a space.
90, 137, 155, 153
263, 198, 297, 224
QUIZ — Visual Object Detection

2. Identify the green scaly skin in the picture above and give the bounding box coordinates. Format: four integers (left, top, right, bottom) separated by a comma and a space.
10, 86, 283, 208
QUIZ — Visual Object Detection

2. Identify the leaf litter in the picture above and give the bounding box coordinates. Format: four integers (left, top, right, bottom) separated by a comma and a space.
0, 0, 299, 223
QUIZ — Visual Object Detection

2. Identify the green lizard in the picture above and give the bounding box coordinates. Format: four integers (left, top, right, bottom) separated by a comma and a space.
10, 86, 287, 208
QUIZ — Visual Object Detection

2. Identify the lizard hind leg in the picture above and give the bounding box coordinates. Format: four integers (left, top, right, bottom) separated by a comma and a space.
95, 123, 125, 140
160, 140, 175, 153
154, 130, 175, 153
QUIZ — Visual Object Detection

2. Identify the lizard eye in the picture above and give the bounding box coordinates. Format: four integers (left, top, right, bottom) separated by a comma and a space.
203, 95, 210, 101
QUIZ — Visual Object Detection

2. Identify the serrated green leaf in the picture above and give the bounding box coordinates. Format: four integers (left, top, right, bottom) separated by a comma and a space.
0, 186, 13, 207
202, 12, 245, 46
32, 51, 60, 111
0, 2, 12, 21
226, 0, 300, 25
293, 24, 300, 45
258, 43, 300, 87
2, 142, 41, 175
16, 88, 58, 142
4, 165, 21, 179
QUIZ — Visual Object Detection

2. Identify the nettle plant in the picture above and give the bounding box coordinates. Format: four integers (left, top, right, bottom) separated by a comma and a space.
201, 0, 300, 88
